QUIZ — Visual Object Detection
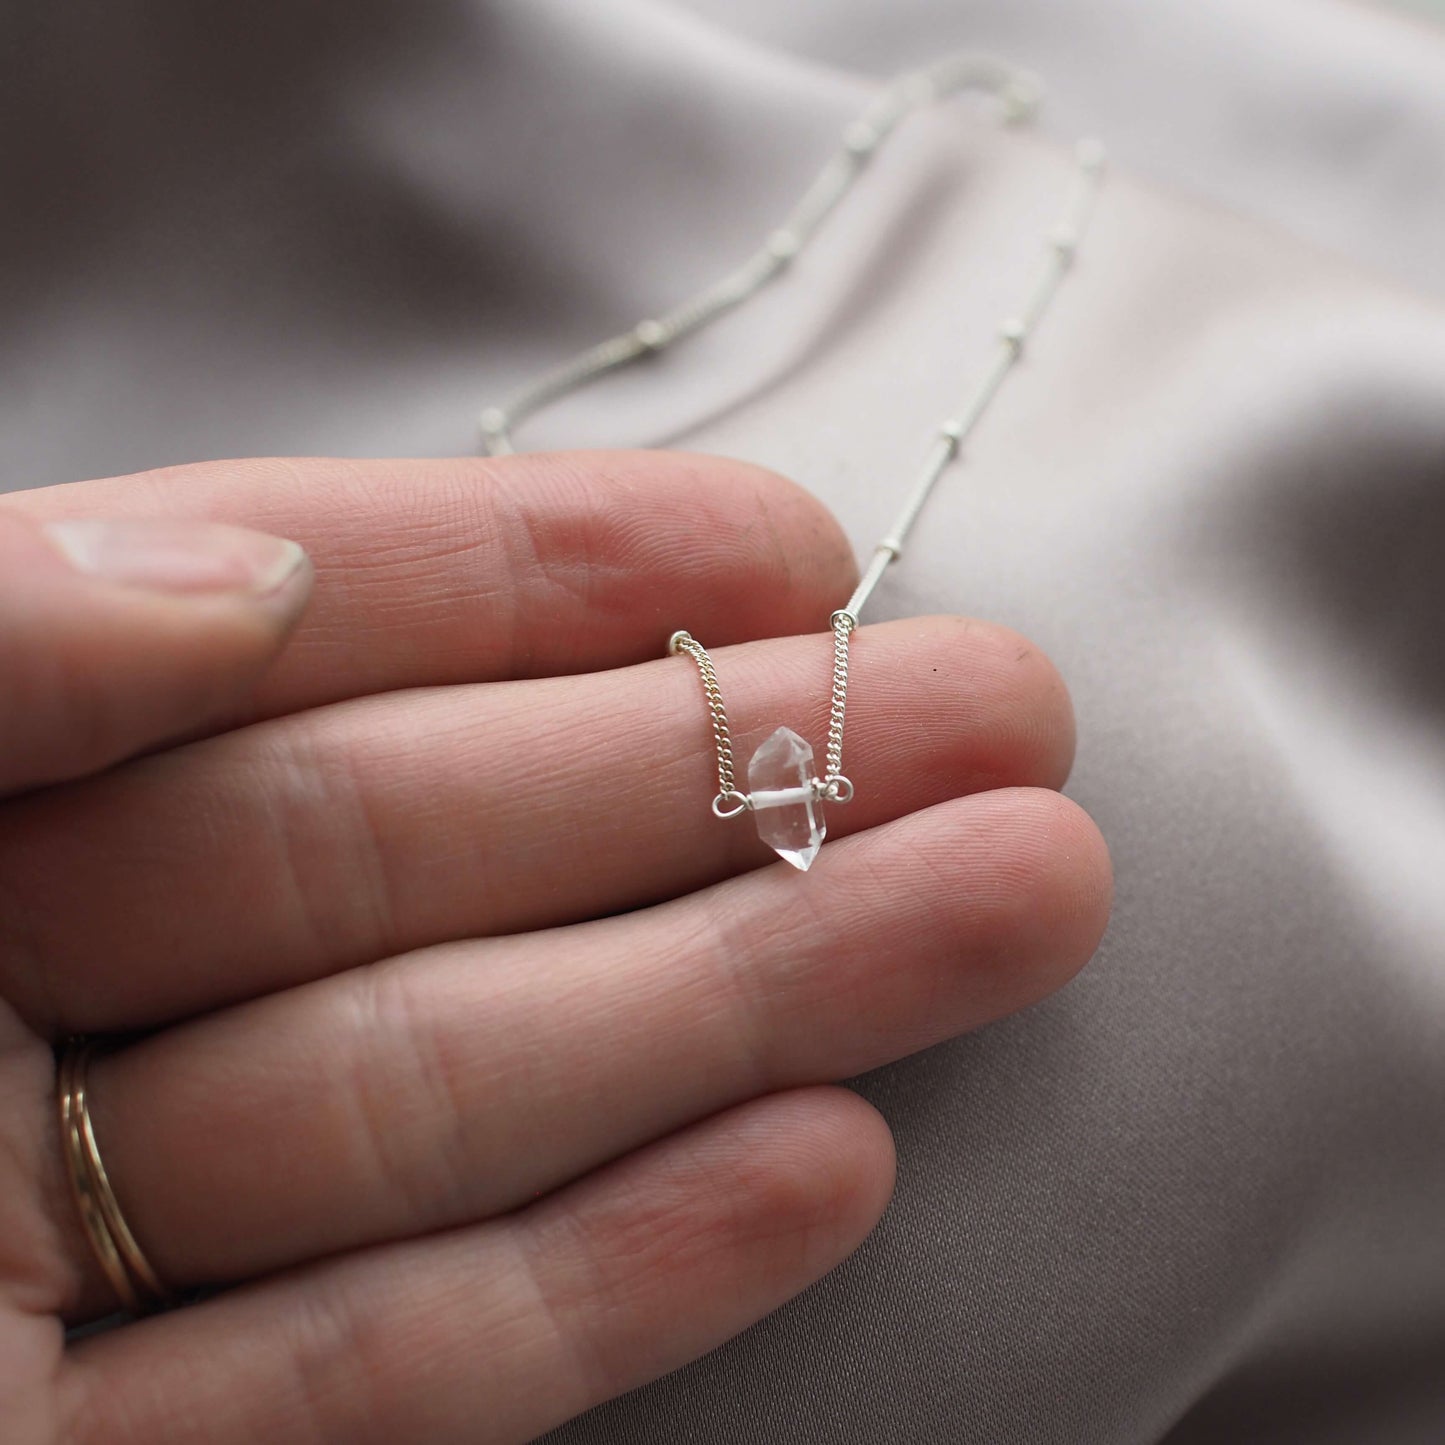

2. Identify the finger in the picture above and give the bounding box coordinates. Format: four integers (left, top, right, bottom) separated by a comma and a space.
53, 788, 1107, 1312
7, 452, 858, 717
4, 615, 1076, 1032
0, 511, 310, 795
62, 1088, 894, 1445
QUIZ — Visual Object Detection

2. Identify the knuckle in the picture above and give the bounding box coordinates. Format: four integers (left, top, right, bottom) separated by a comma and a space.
339, 960, 474, 1224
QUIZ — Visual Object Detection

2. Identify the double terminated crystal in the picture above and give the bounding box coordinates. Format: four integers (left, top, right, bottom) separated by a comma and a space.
747, 726, 826, 871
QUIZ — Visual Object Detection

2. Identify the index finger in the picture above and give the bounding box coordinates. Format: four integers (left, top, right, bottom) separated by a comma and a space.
6, 451, 860, 721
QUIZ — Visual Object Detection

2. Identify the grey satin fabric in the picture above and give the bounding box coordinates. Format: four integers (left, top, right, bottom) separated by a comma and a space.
5, 3, 1445, 1442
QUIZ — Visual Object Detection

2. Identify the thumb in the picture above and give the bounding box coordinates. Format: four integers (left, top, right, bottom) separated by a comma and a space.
0, 510, 312, 795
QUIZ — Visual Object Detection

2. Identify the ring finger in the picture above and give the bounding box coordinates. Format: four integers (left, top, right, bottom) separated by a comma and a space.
56, 782, 1110, 1318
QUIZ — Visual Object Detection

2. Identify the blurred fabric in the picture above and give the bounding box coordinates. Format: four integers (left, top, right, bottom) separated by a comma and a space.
4, 2, 1444, 1441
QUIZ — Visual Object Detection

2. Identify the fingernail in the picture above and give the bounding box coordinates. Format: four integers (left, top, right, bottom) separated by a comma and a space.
43, 519, 307, 598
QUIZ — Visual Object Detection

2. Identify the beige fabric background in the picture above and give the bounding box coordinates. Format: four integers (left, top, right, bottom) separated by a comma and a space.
4, 2, 1444, 1441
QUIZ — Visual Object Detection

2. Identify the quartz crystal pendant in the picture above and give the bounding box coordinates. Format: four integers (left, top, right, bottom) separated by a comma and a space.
748, 726, 825, 871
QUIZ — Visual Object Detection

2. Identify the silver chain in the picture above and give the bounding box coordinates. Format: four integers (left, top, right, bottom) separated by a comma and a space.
667, 629, 749, 817
480, 54, 1105, 815
823, 610, 855, 799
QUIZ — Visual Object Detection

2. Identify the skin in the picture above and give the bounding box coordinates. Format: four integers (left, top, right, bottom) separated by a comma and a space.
0, 452, 1111, 1444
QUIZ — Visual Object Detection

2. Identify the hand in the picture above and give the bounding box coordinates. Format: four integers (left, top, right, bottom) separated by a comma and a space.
0, 453, 1110, 1444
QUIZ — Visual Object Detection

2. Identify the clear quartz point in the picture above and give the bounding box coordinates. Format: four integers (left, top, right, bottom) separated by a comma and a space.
747, 726, 825, 871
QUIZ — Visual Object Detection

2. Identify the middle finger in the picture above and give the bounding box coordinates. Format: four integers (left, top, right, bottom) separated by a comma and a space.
6, 616, 1074, 1033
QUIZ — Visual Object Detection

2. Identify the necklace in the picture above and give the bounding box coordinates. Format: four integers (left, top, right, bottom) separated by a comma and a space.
480, 53, 1105, 871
